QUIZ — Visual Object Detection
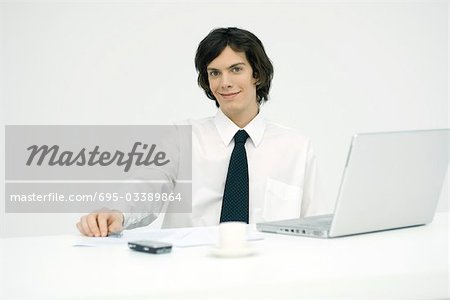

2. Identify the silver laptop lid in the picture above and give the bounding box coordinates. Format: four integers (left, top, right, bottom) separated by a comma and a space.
329, 129, 449, 237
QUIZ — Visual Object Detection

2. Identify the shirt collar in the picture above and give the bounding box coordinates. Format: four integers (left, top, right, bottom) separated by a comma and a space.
214, 108, 266, 147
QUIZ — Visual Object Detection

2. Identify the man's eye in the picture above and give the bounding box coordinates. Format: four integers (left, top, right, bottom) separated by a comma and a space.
231, 67, 242, 73
209, 71, 219, 77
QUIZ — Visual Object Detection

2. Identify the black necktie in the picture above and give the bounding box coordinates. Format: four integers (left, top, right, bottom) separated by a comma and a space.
220, 130, 249, 223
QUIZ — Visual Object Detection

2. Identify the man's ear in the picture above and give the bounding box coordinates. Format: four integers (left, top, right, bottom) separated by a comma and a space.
253, 72, 260, 85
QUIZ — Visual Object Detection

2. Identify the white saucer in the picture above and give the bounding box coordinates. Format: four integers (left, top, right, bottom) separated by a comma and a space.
210, 246, 256, 258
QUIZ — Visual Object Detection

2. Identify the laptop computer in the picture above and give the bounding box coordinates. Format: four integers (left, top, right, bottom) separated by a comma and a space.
257, 129, 449, 238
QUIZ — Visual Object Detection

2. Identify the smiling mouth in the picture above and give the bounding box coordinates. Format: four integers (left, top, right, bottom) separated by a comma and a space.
219, 91, 241, 99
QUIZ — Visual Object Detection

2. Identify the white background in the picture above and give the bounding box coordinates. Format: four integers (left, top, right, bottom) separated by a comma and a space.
0, 0, 448, 237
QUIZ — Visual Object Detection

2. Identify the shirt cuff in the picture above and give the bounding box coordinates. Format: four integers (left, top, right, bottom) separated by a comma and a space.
122, 212, 159, 230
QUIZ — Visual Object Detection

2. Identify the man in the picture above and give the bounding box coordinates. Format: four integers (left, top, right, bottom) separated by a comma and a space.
77, 27, 320, 237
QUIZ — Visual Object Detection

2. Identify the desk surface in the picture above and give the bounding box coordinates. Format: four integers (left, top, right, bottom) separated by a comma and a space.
1, 213, 449, 300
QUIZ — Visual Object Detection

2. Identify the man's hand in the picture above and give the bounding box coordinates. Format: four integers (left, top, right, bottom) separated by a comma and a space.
76, 210, 124, 237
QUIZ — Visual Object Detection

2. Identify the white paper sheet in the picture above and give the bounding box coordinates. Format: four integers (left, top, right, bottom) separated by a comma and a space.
73, 226, 264, 247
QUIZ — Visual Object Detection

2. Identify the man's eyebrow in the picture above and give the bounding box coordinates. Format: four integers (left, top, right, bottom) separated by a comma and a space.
228, 62, 246, 69
207, 62, 246, 71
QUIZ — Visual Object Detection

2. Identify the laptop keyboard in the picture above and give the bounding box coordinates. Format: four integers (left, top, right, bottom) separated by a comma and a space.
309, 215, 333, 226
295, 215, 333, 228
277, 214, 333, 228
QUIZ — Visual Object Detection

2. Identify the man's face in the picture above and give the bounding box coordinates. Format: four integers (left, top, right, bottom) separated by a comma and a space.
207, 46, 258, 124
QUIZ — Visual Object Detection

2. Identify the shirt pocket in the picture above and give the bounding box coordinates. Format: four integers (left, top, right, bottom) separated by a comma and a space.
262, 178, 303, 222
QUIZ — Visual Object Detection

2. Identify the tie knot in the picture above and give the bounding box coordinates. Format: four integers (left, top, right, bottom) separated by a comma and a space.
234, 130, 249, 144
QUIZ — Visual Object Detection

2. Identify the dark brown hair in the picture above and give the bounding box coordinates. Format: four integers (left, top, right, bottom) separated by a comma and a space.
195, 27, 274, 107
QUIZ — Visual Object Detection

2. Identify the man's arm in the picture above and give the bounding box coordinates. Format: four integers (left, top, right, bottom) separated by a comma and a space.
300, 142, 323, 217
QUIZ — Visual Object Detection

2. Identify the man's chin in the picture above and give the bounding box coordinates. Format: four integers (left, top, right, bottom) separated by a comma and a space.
220, 103, 241, 115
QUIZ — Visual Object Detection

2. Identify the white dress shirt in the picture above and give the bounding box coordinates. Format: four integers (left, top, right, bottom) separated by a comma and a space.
123, 109, 320, 229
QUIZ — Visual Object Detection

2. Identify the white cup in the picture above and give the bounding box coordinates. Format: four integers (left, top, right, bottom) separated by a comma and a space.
218, 222, 248, 249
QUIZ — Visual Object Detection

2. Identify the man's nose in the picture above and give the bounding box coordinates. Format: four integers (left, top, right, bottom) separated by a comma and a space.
219, 73, 233, 89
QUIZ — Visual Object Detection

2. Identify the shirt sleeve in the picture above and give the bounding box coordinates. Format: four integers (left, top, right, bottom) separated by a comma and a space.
120, 172, 175, 230
120, 124, 185, 230
300, 142, 325, 217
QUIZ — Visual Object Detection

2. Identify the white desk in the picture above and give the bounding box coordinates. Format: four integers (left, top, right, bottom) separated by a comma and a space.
1, 213, 449, 300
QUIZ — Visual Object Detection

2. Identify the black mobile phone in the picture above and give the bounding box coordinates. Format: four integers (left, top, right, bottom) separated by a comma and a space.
128, 240, 172, 254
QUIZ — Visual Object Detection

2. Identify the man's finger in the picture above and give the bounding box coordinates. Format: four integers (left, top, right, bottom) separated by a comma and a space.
86, 213, 101, 237
80, 215, 94, 237
108, 215, 123, 234
76, 222, 85, 235
97, 214, 108, 237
